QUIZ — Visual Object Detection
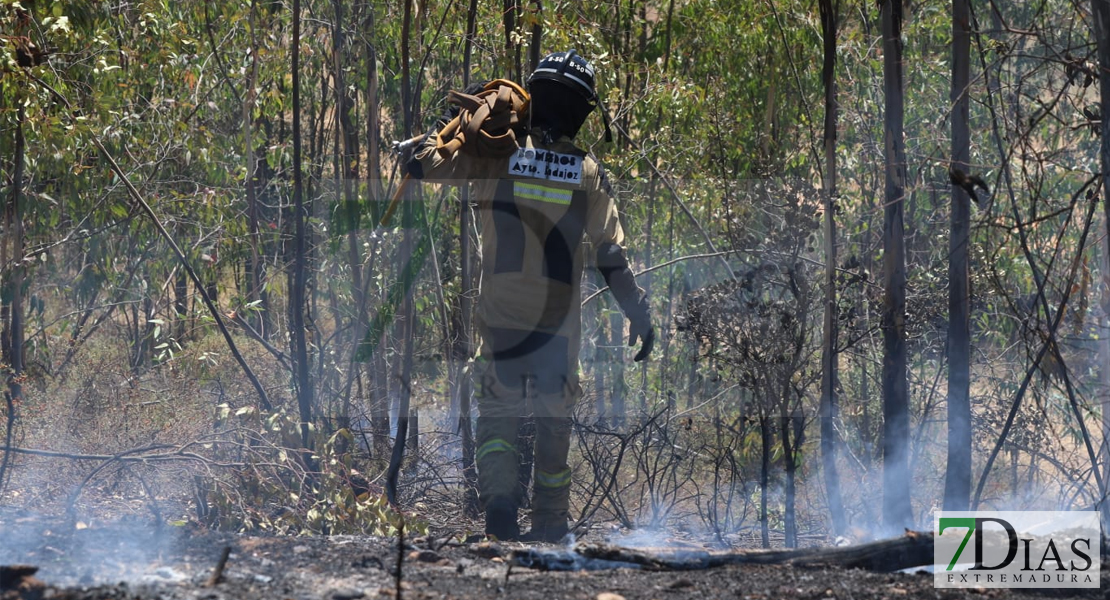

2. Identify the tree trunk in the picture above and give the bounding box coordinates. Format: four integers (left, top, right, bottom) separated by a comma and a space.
759, 413, 772, 548
3, 104, 26, 407
365, 9, 383, 206
334, 0, 365, 435
592, 294, 608, 425
880, 0, 913, 534
944, 0, 973, 512
457, 0, 480, 518
818, 0, 847, 538
1091, 0, 1110, 540
362, 6, 390, 459
291, 0, 314, 448
244, 0, 271, 340
387, 0, 418, 504
527, 0, 542, 73
503, 0, 522, 81
609, 304, 627, 427
780, 405, 797, 549
1100, 221, 1110, 542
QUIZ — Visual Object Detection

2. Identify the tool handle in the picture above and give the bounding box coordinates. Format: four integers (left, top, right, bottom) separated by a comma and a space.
379, 174, 412, 227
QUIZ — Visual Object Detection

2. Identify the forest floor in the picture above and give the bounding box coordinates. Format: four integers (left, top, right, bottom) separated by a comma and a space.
1, 504, 1106, 600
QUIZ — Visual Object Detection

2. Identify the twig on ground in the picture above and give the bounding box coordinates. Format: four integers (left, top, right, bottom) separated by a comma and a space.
395, 516, 406, 600
206, 546, 232, 586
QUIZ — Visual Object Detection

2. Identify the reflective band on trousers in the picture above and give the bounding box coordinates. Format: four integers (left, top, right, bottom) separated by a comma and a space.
534, 468, 572, 489
476, 438, 515, 463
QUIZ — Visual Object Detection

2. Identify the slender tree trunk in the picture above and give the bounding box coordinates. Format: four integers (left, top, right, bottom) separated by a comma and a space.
458, 0, 480, 517
610, 304, 627, 426
818, 0, 847, 538
3, 104, 26, 407
387, 0, 418, 504
503, 0, 521, 81
1097, 227, 1110, 529
944, 0, 973, 512
759, 412, 772, 548
1091, 0, 1110, 540
362, 6, 390, 458
527, 0, 542, 73
243, 0, 271, 339
880, 0, 913, 534
291, 0, 314, 448
365, 9, 383, 205
780, 401, 797, 548
334, 0, 365, 436
592, 295, 608, 425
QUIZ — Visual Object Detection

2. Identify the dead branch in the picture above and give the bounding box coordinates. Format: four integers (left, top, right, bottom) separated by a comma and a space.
3, 440, 244, 466
514, 530, 935, 573
230, 311, 291, 371
206, 546, 232, 587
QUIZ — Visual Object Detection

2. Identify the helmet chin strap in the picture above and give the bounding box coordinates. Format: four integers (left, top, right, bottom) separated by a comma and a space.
599, 102, 613, 144
559, 48, 611, 143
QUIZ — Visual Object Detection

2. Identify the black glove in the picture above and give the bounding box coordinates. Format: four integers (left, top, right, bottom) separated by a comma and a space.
597, 242, 654, 361
627, 302, 655, 362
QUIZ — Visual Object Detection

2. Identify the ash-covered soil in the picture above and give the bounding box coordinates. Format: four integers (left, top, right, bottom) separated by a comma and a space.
1, 514, 1105, 600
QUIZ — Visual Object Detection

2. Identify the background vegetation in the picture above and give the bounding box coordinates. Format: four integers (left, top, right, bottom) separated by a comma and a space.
1, 0, 1108, 546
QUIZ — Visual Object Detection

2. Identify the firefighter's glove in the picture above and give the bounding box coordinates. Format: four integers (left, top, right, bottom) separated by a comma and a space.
391, 138, 414, 155
628, 301, 655, 362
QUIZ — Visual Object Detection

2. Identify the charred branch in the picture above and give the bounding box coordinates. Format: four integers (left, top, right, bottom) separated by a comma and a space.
513, 530, 935, 573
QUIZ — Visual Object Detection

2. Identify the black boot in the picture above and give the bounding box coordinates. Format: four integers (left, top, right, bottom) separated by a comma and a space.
519, 520, 569, 543
484, 497, 520, 541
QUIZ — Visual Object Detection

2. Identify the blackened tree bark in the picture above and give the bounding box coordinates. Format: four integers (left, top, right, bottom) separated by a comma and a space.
503, 0, 522, 81
759, 412, 772, 548
362, 6, 390, 459
528, 0, 542, 73
944, 0, 973, 512
780, 403, 801, 548
880, 0, 913, 534
244, 0, 271, 339
1090, 0, 1110, 536
291, 0, 314, 448
457, 0, 480, 517
1, 104, 25, 496
333, 0, 365, 442
818, 0, 847, 537
387, 0, 417, 504
3, 104, 26, 408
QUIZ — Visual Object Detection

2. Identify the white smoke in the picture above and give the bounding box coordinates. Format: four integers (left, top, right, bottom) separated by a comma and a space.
0, 508, 182, 585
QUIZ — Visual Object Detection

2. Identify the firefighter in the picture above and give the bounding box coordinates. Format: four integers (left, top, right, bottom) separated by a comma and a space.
410, 50, 654, 542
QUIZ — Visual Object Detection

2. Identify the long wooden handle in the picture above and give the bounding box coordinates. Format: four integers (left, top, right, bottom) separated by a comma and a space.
379, 174, 412, 227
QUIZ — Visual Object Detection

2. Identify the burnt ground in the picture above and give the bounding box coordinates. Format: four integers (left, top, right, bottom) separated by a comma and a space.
1, 510, 1106, 600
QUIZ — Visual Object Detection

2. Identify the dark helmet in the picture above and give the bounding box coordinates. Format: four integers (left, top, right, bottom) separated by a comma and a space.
527, 49, 600, 140
527, 49, 599, 105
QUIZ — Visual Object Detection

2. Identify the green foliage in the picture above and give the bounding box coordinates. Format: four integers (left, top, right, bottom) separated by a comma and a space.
206, 406, 426, 536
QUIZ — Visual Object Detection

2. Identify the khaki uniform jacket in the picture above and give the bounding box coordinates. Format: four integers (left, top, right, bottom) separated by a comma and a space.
415, 129, 628, 365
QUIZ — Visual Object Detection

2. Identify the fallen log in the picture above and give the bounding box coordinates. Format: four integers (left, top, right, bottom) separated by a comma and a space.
513, 530, 934, 573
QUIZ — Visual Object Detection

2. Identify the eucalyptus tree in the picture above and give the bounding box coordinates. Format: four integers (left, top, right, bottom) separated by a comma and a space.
819, 0, 847, 537
880, 0, 913, 533
944, 0, 973, 513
